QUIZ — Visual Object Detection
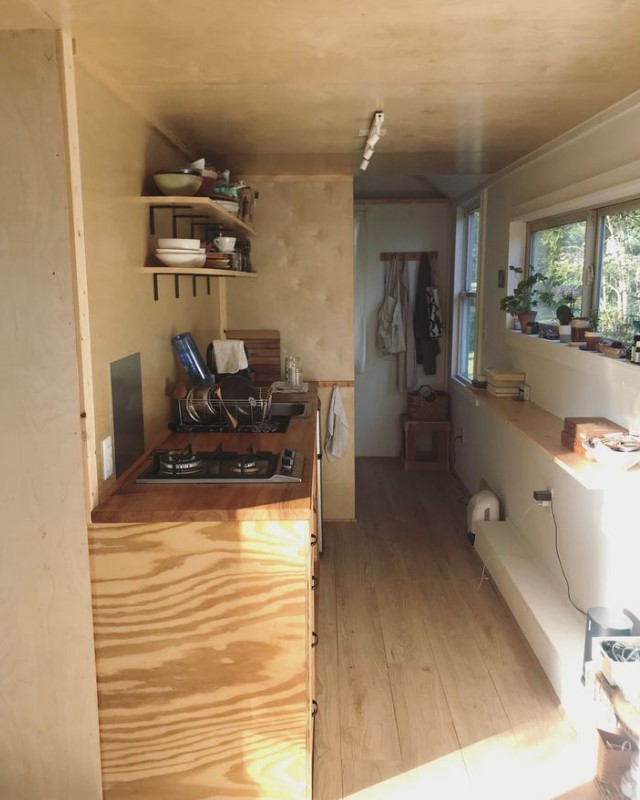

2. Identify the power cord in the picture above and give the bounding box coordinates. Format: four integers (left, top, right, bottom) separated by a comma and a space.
550, 499, 587, 617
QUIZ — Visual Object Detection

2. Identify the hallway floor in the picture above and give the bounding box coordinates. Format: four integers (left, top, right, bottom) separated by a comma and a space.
313, 457, 600, 800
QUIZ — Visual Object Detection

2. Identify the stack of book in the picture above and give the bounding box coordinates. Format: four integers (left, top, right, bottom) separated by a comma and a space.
484, 367, 525, 397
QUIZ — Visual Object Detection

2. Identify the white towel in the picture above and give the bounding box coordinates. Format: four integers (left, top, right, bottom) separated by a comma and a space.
325, 385, 349, 461
212, 339, 248, 374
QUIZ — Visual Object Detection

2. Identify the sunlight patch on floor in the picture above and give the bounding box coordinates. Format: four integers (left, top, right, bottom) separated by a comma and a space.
343, 725, 599, 800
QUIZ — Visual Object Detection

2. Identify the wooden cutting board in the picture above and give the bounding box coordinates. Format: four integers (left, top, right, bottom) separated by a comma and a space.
226, 329, 281, 386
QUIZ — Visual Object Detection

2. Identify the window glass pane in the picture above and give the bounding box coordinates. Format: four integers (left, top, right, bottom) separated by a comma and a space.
598, 208, 640, 342
459, 296, 476, 380
530, 221, 586, 322
466, 209, 479, 291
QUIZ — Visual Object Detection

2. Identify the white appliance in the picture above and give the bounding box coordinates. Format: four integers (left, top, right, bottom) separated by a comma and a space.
467, 489, 500, 543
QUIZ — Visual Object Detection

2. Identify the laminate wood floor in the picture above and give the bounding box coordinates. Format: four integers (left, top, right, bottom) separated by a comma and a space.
313, 457, 600, 800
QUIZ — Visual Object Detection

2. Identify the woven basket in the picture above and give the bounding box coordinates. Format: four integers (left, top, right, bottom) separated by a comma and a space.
598, 343, 625, 359
407, 386, 449, 421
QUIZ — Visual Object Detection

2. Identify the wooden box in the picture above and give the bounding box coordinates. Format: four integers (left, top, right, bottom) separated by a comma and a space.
561, 417, 628, 455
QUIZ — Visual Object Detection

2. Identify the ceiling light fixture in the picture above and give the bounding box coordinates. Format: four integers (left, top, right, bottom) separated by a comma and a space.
360, 111, 385, 171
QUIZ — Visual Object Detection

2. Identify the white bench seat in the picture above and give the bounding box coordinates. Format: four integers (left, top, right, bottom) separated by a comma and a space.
474, 519, 585, 707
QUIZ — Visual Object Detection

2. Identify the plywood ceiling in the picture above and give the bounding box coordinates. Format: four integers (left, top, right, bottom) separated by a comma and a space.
6, 0, 640, 186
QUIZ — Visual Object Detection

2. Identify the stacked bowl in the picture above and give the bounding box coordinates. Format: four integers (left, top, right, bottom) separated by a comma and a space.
155, 238, 206, 269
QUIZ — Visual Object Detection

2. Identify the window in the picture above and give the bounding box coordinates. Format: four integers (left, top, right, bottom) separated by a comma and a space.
457, 206, 480, 380
596, 203, 640, 342
528, 216, 587, 321
526, 197, 640, 341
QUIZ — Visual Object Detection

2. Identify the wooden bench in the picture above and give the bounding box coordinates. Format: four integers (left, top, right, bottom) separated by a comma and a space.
401, 415, 450, 471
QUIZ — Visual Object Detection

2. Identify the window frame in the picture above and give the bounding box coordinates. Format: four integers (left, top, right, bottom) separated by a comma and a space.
455, 201, 481, 382
526, 209, 590, 318
525, 196, 640, 333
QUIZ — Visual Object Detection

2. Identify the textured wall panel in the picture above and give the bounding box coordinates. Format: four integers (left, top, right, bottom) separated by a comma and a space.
228, 179, 355, 519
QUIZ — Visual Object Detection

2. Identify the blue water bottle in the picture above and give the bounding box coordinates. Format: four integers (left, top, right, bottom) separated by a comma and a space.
171, 332, 215, 388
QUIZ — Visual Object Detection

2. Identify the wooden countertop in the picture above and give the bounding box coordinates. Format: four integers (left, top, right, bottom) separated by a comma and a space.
91, 397, 318, 524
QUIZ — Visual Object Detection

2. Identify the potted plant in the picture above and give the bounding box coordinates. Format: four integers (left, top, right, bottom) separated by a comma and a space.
499, 266, 546, 332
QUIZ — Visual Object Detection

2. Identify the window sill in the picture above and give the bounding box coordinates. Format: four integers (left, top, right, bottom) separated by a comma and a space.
504, 330, 640, 392
450, 376, 640, 491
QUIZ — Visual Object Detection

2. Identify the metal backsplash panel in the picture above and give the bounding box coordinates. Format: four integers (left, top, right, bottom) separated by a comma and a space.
110, 352, 145, 477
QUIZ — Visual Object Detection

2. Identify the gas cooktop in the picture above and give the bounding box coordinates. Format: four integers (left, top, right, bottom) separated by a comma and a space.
136, 444, 304, 484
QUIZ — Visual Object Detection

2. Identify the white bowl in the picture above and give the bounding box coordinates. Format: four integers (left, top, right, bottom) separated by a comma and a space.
156, 247, 206, 254
156, 252, 207, 268
584, 434, 640, 471
157, 238, 200, 250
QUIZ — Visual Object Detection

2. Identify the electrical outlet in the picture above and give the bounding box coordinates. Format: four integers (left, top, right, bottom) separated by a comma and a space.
102, 436, 114, 481
533, 489, 552, 507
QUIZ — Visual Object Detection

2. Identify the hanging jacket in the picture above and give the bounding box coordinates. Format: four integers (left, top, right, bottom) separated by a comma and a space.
414, 253, 441, 374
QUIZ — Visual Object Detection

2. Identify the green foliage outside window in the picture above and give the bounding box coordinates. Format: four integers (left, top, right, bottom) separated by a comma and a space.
530, 221, 586, 322
598, 209, 640, 343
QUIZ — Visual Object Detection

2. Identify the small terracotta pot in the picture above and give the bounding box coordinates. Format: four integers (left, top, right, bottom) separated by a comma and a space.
516, 311, 537, 332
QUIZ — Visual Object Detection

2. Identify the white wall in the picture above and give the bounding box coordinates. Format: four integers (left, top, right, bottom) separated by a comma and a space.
453, 94, 640, 620
355, 202, 452, 456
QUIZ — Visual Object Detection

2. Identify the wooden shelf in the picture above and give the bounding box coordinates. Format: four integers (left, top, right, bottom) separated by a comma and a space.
451, 378, 640, 490
140, 196, 256, 236
140, 266, 256, 278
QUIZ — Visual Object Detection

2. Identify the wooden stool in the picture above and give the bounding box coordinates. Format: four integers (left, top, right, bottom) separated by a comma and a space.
401, 415, 450, 471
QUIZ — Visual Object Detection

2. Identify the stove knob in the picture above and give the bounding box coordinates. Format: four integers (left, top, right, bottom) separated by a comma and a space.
283, 448, 295, 458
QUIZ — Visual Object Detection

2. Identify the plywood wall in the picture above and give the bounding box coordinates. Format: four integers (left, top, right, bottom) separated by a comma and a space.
0, 30, 102, 798
226, 179, 355, 519
75, 66, 223, 499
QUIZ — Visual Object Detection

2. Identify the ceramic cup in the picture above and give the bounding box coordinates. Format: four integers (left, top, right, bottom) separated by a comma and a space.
214, 236, 236, 252
570, 318, 590, 342
584, 331, 603, 350
559, 324, 572, 343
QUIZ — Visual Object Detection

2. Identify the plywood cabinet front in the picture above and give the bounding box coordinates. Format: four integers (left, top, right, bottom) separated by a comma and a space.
89, 519, 314, 799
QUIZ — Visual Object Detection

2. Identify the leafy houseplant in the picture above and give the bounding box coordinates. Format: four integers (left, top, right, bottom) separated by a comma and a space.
500, 266, 546, 331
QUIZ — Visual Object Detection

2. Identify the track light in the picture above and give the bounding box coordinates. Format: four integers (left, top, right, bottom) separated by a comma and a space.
359, 110, 385, 171
366, 131, 381, 149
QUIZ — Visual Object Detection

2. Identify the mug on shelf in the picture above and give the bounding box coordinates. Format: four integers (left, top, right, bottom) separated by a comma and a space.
558, 324, 572, 343
214, 236, 236, 252
570, 318, 590, 342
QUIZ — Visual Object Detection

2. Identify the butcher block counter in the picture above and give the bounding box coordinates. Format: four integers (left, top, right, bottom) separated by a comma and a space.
91, 398, 318, 524
88, 397, 319, 800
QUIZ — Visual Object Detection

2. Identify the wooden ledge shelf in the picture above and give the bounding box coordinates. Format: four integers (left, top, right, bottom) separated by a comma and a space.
140, 195, 257, 237
139, 266, 256, 301
451, 379, 640, 491
140, 267, 256, 278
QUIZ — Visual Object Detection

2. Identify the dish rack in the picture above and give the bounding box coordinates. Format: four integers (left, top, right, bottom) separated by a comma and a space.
175, 385, 275, 431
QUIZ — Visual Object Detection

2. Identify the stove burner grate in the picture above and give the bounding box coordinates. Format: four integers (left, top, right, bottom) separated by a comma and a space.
156, 445, 203, 475
137, 443, 304, 484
